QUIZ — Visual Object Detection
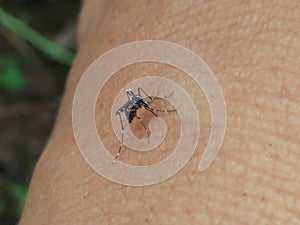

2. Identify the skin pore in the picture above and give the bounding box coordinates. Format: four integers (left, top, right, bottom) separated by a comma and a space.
20, 1, 300, 224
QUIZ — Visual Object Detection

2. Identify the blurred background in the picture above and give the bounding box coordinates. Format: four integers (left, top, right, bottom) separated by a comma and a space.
0, 0, 80, 224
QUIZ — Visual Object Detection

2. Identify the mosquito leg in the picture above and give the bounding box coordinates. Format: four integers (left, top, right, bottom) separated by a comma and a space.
138, 87, 175, 103
115, 112, 124, 160
148, 107, 177, 113
135, 115, 150, 143
126, 90, 131, 100
126, 89, 135, 104
138, 87, 154, 102
145, 107, 159, 117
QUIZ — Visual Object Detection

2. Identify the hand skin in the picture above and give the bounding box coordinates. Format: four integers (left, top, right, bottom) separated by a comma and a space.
19, 1, 300, 224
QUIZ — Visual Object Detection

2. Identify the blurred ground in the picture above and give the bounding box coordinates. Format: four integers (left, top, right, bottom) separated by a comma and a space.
0, 0, 80, 224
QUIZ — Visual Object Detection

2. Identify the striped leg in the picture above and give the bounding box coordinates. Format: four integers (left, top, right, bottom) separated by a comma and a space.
138, 87, 177, 114
148, 108, 177, 113
115, 112, 124, 160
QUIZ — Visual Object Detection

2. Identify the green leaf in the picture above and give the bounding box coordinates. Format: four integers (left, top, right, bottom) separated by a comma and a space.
8, 183, 28, 217
0, 59, 25, 91
0, 7, 75, 65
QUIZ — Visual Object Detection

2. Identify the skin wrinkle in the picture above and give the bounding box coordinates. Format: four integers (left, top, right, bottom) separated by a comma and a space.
207, 181, 292, 223
232, 120, 298, 171
19, 1, 300, 224
224, 149, 300, 203
235, 104, 300, 144
228, 102, 299, 144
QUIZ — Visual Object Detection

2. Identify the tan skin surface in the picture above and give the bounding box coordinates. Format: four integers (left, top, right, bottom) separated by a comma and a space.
20, 1, 300, 224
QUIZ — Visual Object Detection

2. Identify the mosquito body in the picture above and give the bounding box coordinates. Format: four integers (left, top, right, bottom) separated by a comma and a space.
114, 87, 176, 160
116, 89, 157, 123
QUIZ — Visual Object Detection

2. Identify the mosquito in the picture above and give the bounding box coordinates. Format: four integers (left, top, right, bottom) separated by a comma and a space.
114, 87, 176, 160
